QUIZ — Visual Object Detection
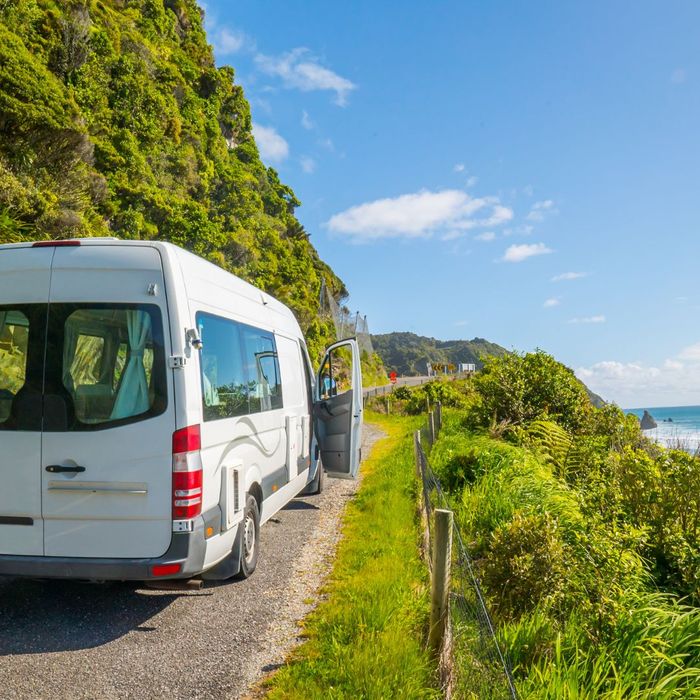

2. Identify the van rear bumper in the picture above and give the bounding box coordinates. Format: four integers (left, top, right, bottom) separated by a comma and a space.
0, 520, 206, 581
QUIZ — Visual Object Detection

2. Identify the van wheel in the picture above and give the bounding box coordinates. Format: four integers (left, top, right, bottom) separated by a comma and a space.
235, 494, 260, 580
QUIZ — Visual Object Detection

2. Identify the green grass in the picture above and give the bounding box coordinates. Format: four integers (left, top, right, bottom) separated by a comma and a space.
262, 413, 440, 700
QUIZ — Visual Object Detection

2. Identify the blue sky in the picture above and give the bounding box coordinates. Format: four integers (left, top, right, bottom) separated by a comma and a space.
202, 1, 700, 407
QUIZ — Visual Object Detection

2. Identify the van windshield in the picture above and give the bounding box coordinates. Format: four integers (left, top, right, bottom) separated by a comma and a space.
0, 303, 167, 432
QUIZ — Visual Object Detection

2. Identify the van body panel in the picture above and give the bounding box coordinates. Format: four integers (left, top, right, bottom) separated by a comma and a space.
199, 413, 286, 514
42, 418, 174, 558
0, 247, 53, 556
276, 334, 311, 480
0, 433, 44, 555
41, 246, 175, 559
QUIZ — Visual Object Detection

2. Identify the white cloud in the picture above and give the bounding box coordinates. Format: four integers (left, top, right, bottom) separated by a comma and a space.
300, 155, 316, 174
214, 27, 250, 55
501, 242, 552, 263
526, 199, 557, 222
252, 123, 289, 162
466, 175, 479, 187
503, 224, 534, 237
576, 341, 700, 406
543, 297, 560, 308
453, 163, 465, 172
552, 271, 587, 282
318, 137, 335, 151
671, 68, 687, 84
255, 48, 356, 106
326, 189, 513, 242
475, 231, 496, 242
454, 320, 469, 327
301, 110, 314, 130
568, 315, 606, 324
523, 184, 534, 197
678, 343, 700, 361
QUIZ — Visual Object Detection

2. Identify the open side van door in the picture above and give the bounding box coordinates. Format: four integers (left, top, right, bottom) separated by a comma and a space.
314, 338, 363, 479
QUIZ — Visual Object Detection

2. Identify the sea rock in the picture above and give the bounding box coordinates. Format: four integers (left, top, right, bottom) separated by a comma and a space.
640, 410, 658, 430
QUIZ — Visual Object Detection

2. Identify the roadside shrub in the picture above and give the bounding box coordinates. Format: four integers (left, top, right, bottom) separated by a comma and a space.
471, 350, 593, 434
392, 385, 411, 401
404, 379, 475, 415
482, 512, 566, 620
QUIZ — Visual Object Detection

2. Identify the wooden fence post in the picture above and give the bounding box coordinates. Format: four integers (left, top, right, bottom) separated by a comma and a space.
429, 509, 453, 653
429, 411, 436, 445
414, 431, 431, 565
414, 430, 422, 479
436, 401, 442, 435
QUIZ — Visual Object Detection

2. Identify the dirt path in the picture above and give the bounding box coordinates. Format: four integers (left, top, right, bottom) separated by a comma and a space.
0, 424, 384, 700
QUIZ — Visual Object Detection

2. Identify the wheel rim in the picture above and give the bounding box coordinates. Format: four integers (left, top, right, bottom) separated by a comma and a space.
243, 512, 256, 566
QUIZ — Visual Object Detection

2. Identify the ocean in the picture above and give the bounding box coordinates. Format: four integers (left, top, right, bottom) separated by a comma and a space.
626, 405, 700, 452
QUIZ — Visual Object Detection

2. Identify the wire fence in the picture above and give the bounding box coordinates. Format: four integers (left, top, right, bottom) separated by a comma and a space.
320, 281, 374, 356
417, 403, 519, 700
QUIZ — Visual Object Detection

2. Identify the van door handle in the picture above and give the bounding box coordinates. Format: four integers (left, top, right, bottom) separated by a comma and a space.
45, 465, 86, 473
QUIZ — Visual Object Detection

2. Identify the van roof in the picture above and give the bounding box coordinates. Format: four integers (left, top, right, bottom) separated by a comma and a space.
0, 238, 301, 335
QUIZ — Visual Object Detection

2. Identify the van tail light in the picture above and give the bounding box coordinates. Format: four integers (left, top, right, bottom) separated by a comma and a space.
172, 425, 203, 521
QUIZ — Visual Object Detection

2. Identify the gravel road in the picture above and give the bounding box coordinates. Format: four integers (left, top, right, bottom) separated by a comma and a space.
0, 424, 383, 700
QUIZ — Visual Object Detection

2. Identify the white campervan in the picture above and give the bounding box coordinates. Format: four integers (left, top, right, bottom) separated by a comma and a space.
0, 239, 362, 581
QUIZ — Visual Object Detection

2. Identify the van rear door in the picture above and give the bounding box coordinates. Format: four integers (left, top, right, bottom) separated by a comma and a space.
314, 338, 363, 479
0, 247, 52, 556
41, 245, 175, 559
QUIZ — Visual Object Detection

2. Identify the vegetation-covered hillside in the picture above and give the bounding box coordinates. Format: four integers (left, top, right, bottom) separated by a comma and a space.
0, 0, 346, 358
372, 331, 507, 375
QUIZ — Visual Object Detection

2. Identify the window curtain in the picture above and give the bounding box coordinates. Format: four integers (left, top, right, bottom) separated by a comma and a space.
111, 310, 152, 420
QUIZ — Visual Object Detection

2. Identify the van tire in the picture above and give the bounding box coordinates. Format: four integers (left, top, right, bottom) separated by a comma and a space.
235, 494, 260, 580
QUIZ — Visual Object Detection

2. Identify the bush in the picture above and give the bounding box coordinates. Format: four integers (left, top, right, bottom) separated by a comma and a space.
471, 350, 593, 434
482, 511, 566, 620
404, 379, 475, 415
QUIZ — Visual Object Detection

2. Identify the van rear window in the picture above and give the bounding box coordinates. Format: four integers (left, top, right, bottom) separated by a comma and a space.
0, 309, 31, 426
46, 304, 167, 430
0, 303, 167, 432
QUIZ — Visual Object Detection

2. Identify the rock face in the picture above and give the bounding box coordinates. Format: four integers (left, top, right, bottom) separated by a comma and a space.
640, 410, 658, 430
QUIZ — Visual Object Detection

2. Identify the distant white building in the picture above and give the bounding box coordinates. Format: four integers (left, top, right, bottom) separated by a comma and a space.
458, 363, 476, 373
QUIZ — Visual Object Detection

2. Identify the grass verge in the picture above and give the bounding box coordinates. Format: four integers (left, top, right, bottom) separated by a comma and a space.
262, 413, 440, 700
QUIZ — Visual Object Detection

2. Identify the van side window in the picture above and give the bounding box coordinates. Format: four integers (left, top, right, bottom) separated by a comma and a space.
241, 326, 283, 413
196, 312, 248, 421
45, 304, 167, 431
0, 309, 30, 425
196, 312, 283, 421
319, 344, 354, 400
